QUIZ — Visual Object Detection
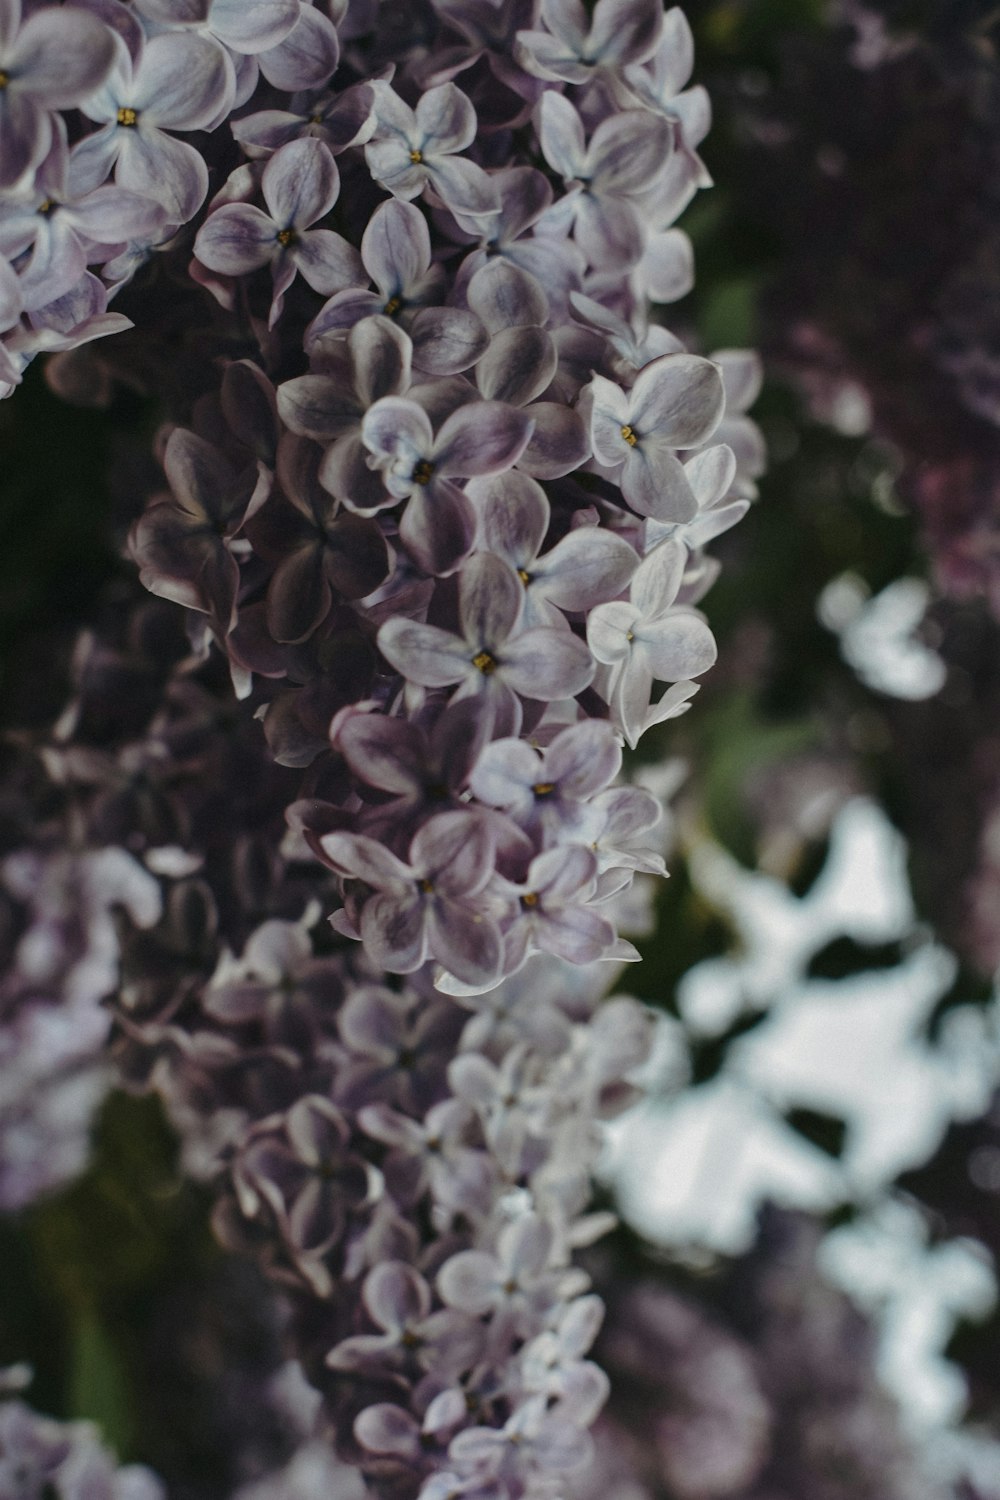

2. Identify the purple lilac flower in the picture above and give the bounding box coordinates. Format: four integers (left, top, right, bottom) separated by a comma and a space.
194, 138, 363, 327
536, 89, 672, 269
74, 29, 233, 224
365, 81, 500, 219
376, 552, 595, 734
360, 396, 534, 574
587, 352, 727, 519
0, 0, 116, 189
515, 0, 664, 85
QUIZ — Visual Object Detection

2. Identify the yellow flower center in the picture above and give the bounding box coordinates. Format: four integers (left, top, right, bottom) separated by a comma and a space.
421, 878, 435, 894
116, 107, 138, 127
626, 630, 635, 642
276, 228, 297, 246
409, 148, 424, 163
533, 782, 555, 797
620, 424, 638, 446
472, 651, 497, 675
517, 569, 531, 585
521, 892, 539, 907
412, 459, 434, 486
383, 295, 402, 316
0, 72, 9, 89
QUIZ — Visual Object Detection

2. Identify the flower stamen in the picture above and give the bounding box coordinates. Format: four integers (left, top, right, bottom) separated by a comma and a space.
412, 459, 434, 485
472, 651, 496, 675
409, 148, 423, 164
116, 107, 138, 127
620, 424, 638, 446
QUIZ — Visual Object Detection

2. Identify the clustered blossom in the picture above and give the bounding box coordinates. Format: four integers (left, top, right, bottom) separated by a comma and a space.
0, 1367, 162, 1499
0, 1, 765, 1496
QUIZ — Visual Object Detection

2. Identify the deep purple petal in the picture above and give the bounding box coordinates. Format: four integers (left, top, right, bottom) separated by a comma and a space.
195, 203, 277, 275
399, 478, 477, 576
434, 400, 534, 478
258, 2, 340, 90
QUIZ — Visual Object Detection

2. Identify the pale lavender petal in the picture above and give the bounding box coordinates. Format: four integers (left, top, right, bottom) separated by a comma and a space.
364, 1261, 431, 1333
362, 197, 430, 300
574, 193, 644, 270
399, 479, 477, 576
415, 82, 476, 154
629, 352, 726, 448
413, 811, 495, 892
10, 7, 116, 107
293, 229, 363, 295
262, 136, 338, 227
117, 127, 209, 223
320, 831, 413, 889
587, 600, 639, 665
588, 374, 631, 465
209, 0, 300, 53
538, 90, 586, 180
360, 890, 427, 972
355, 1405, 421, 1459
410, 306, 488, 376
518, 402, 590, 479
459, 552, 523, 649
469, 738, 539, 808
588, 111, 670, 196
637, 611, 717, 679
0, 88, 48, 189
195, 203, 277, 275
501, 627, 594, 698
467, 257, 548, 334
338, 715, 424, 794
535, 528, 638, 612
541, 0, 589, 47
476, 326, 556, 406
621, 443, 697, 521
377, 618, 472, 688
429, 899, 502, 985
630, 538, 685, 615
470, 469, 548, 569
588, 0, 663, 64
437, 1250, 499, 1314
426, 154, 500, 219
362, 395, 434, 468
350, 313, 412, 405
258, 2, 340, 90
546, 720, 622, 797
132, 32, 231, 130
434, 400, 534, 478
640, 227, 694, 302
277, 373, 359, 441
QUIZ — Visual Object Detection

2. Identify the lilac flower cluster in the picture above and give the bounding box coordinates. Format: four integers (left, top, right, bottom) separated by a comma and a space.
1, 0, 763, 1494
0, 1366, 163, 1500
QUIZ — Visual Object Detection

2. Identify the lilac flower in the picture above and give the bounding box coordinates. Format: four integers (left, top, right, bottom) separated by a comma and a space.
376, 553, 595, 736
469, 470, 638, 628
621, 7, 711, 161
587, 352, 727, 519
306, 199, 487, 375
234, 1096, 370, 1295
365, 81, 500, 219
537, 90, 671, 269
469, 719, 622, 843
327, 1261, 483, 1379
453, 165, 584, 316
357, 1096, 492, 1214
588, 538, 717, 746
360, 396, 534, 574
516, 0, 664, 85
232, 81, 376, 158
499, 845, 615, 970
0, 0, 116, 189
0, 124, 166, 311
335, 697, 490, 851
194, 138, 363, 327
333, 983, 462, 1114
75, 30, 232, 223
129, 427, 271, 631
322, 811, 504, 986
260, 433, 390, 643
437, 1213, 564, 1331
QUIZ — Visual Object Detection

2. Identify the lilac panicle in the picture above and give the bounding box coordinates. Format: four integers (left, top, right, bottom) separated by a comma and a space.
0, 3, 766, 1496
